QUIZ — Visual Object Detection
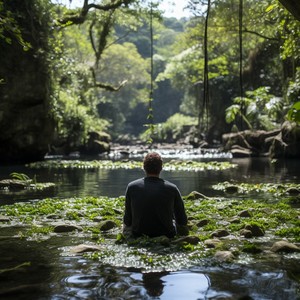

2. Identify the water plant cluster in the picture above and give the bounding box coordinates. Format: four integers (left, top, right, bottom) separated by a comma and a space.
0, 189, 299, 272
27, 159, 237, 172
0, 172, 55, 191
213, 181, 300, 197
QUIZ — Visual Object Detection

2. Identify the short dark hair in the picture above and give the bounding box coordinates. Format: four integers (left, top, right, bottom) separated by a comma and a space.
143, 152, 163, 174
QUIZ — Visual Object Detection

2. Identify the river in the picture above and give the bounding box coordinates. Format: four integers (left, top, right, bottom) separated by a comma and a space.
0, 152, 299, 299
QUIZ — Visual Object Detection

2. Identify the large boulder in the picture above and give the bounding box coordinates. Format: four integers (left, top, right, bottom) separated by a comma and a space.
270, 121, 300, 158
82, 131, 111, 155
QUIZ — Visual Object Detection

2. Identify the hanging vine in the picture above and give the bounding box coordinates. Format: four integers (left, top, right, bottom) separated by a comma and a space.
143, 1, 155, 145
199, 0, 211, 132
239, 0, 244, 130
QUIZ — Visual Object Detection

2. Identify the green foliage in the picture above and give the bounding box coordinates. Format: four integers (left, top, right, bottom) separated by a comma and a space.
10, 172, 31, 182
0, 1, 31, 50
225, 87, 284, 130
287, 101, 300, 124
140, 113, 197, 142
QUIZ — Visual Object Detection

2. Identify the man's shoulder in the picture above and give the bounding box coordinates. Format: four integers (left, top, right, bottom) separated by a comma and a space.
127, 177, 144, 187
162, 179, 178, 189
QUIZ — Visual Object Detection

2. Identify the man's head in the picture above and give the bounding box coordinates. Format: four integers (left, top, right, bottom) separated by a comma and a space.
143, 152, 163, 176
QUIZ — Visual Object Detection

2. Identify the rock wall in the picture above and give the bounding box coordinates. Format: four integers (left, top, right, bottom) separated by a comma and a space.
0, 1, 54, 163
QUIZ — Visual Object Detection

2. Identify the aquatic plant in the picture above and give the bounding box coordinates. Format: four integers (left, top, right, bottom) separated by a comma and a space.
0, 192, 299, 271
27, 159, 237, 172
0, 172, 55, 191
213, 181, 300, 197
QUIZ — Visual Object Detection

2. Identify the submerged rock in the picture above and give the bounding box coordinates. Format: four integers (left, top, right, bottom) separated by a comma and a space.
185, 191, 209, 200
270, 241, 300, 253
0, 215, 10, 223
244, 224, 265, 237
286, 187, 300, 196
211, 229, 230, 238
54, 224, 83, 233
240, 229, 253, 239
196, 219, 209, 227
172, 235, 200, 245
214, 250, 235, 262
70, 244, 102, 254
239, 210, 252, 218
99, 220, 117, 231
204, 239, 222, 248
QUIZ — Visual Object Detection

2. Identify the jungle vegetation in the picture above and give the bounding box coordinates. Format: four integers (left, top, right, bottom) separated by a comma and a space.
0, 0, 299, 156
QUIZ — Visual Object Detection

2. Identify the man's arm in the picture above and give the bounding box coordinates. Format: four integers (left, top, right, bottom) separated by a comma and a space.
123, 186, 132, 226
174, 188, 189, 236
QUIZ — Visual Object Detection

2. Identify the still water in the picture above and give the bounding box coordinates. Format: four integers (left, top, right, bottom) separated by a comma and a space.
0, 155, 300, 299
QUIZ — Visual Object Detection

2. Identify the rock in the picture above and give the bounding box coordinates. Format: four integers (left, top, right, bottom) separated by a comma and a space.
211, 229, 230, 238
54, 224, 83, 233
231, 147, 253, 158
0, 179, 28, 190
185, 191, 208, 200
244, 224, 264, 237
270, 240, 300, 253
286, 187, 300, 196
70, 244, 102, 254
225, 185, 238, 194
93, 216, 103, 222
99, 220, 117, 231
196, 219, 209, 227
240, 229, 253, 238
204, 239, 222, 248
214, 251, 235, 262
270, 121, 300, 158
46, 214, 60, 220
239, 210, 252, 218
172, 236, 200, 245
229, 217, 240, 224
0, 215, 10, 223
82, 131, 111, 155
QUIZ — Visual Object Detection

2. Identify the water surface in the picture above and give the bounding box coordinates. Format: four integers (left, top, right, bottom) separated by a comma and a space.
0, 156, 299, 299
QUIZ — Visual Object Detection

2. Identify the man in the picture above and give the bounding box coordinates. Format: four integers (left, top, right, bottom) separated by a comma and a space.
123, 152, 188, 238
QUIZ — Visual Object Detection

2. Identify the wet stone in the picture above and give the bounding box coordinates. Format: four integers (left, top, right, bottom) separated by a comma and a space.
225, 185, 238, 194
239, 210, 252, 218
214, 251, 235, 262
240, 229, 253, 238
196, 219, 209, 227
54, 224, 83, 233
244, 224, 264, 237
172, 235, 200, 245
185, 191, 208, 200
211, 229, 230, 238
0, 215, 10, 223
99, 220, 117, 231
70, 244, 102, 254
270, 240, 300, 253
286, 187, 300, 196
204, 239, 222, 248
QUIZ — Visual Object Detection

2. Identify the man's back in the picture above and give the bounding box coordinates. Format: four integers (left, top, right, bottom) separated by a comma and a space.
124, 176, 187, 238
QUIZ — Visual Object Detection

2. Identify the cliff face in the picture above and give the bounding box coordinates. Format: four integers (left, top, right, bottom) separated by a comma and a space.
0, 1, 54, 163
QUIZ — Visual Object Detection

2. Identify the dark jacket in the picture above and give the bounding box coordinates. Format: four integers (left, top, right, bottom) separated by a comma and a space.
123, 176, 187, 238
